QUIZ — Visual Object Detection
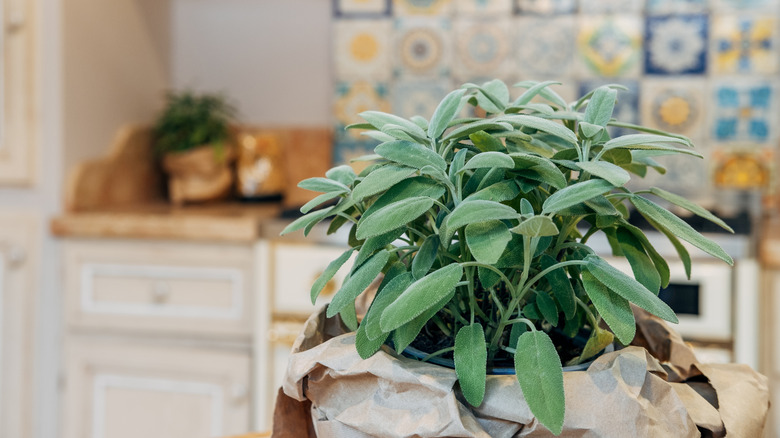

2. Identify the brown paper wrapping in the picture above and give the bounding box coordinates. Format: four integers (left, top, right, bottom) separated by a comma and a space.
274, 306, 769, 438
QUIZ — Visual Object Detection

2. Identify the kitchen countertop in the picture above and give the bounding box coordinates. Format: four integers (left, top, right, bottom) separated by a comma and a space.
51, 201, 350, 245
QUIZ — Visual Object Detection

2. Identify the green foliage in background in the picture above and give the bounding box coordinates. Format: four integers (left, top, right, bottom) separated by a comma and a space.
282, 80, 733, 435
153, 91, 236, 155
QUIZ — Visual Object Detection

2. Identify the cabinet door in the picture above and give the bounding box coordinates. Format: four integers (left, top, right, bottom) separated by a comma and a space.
0, 214, 36, 438
63, 338, 251, 438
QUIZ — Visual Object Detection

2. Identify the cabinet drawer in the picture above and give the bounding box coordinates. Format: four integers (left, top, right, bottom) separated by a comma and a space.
63, 337, 250, 438
272, 243, 354, 316
64, 240, 254, 338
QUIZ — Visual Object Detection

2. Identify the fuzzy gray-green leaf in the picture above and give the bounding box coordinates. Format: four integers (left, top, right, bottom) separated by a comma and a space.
380, 264, 463, 332
444, 200, 521, 238
630, 196, 733, 265
466, 180, 520, 203
649, 187, 734, 233
512, 216, 559, 237
576, 161, 630, 186
360, 110, 428, 140
375, 140, 446, 172
362, 176, 446, 219
583, 86, 617, 127
509, 153, 567, 189
616, 228, 661, 294
514, 331, 565, 436
298, 177, 350, 194
584, 254, 677, 323
465, 220, 512, 265
327, 250, 390, 318
326, 165, 357, 186
429, 89, 467, 139
581, 271, 636, 344
542, 179, 614, 214
469, 131, 505, 152
463, 151, 515, 171
364, 272, 414, 341
412, 235, 440, 279
300, 191, 344, 214
352, 165, 417, 202
540, 255, 576, 320
499, 115, 578, 145
356, 197, 434, 240
311, 248, 354, 304
455, 323, 487, 407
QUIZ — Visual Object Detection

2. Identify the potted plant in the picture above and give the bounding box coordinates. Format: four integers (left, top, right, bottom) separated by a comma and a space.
154, 91, 237, 205
279, 80, 740, 435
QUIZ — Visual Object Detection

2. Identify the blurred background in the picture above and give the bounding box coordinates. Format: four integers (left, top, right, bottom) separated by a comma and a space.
2, 0, 780, 436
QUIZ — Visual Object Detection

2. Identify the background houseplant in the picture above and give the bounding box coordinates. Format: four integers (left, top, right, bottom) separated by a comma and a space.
282, 80, 733, 435
154, 91, 237, 204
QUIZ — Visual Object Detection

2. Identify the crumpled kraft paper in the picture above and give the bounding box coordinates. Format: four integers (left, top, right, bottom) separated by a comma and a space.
274, 305, 769, 438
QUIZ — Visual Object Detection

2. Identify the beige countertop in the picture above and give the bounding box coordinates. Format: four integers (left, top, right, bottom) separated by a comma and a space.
51, 201, 350, 245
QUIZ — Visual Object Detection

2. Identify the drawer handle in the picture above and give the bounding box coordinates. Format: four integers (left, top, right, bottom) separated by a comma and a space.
312, 271, 337, 298
151, 282, 171, 304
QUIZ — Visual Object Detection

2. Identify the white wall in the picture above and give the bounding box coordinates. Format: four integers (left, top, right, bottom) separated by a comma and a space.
171, 0, 332, 126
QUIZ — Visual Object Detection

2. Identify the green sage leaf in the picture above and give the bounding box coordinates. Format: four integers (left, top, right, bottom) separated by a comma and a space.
542, 179, 614, 214
412, 235, 440, 279
514, 331, 565, 436
455, 323, 487, 407
649, 187, 734, 233
511, 216, 559, 237
465, 220, 512, 265
630, 196, 733, 265
352, 165, 417, 202
584, 254, 677, 323
356, 197, 434, 240
375, 140, 446, 172
429, 89, 467, 139
327, 250, 390, 318
380, 264, 463, 332
311, 248, 354, 304
581, 271, 636, 344
576, 161, 631, 186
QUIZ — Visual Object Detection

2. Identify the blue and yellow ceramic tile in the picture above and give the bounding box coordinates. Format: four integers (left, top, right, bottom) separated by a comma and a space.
333, 0, 392, 18
391, 79, 452, 119
710, 80, 777, 143
580, 79, 640, 137
645, 14, 708, 75
334, 20, 393, 81
393, 17, 452, 78
453, 17, 512, 79
641, 79, 706, 138
514, 16, 577, 79
712, 147, 773, 190
646, 0, 708, 14
455, 0, 512, 16
711, 15, 778, 75
580, 0, 644, 14
513, 0, 577, 14
333, 81, 391, 138
394, 0, 454, 16
577, 15, 643, 78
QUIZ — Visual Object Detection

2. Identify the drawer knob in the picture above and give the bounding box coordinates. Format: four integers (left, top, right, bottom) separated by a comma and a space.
151, 282, 171, 304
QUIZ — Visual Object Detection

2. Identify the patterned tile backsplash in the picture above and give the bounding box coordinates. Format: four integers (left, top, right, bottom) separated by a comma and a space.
330, 0, 780, 201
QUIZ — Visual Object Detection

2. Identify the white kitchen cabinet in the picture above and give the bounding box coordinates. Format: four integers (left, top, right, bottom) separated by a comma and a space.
62, 338, 250, 438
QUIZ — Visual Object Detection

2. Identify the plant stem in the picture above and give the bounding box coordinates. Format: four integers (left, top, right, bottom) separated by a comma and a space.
421, 346, 455, 362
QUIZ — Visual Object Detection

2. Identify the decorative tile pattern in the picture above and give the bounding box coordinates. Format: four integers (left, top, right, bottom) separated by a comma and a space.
711, 15, 778, 75
711, 81, 777, 143
514, 16, 577, 79
393, 18, 451, 77
646, 0, 708, 13
334, 20, 393, 81
454, 0, 513, 15
580, 79, 640, 137
641, 79, 706, 138
333, 0, 392, 17
453, 18, 512, 78
394, 0, 454, 16
514, 0, 577, 14
391, 79, 452, 119
333, 81, 391, 138
577, 15, 643, 77
580, 0, 644, 14
645, 14, 708, 75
